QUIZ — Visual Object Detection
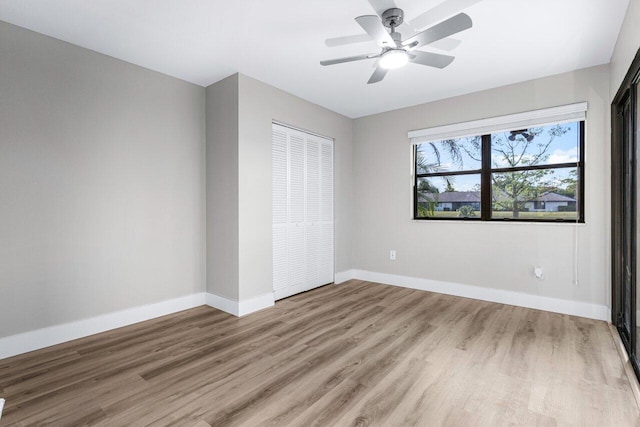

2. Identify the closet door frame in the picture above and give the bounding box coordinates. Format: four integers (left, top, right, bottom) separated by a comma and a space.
612, 47, 640, 382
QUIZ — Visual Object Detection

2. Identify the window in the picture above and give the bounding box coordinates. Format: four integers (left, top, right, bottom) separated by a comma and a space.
415, 136, 482, 219
413, 120, 585, 222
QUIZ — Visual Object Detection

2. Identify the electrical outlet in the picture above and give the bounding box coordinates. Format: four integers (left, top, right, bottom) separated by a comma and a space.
389, 250, 396, 260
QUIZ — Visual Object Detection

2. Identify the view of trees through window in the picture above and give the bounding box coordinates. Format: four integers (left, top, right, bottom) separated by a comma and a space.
414, 121, 583, 221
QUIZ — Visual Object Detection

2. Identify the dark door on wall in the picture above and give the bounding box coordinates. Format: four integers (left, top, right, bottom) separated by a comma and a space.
615, 94, 635, 351
612, 48, 640, 381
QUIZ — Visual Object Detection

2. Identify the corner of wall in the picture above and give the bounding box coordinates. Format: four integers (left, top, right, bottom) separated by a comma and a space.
205, 291, 274, 317
609, 0, 640, 100
205, 74, 241, 301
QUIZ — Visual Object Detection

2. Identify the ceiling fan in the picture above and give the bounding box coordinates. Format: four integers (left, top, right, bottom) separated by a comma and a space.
324, 0, 482, 49
320, 0, 476, 84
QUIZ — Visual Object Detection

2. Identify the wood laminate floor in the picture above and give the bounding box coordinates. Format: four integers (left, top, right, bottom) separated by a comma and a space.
1, 280, 639, 426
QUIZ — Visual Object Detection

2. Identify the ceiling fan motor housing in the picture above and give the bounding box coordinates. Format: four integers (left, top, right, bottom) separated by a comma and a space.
382, 8, 404, 29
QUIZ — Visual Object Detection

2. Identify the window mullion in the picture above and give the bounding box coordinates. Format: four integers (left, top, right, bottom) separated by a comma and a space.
414, 145, 418, 219
490, 162, 579, 174
481, 134, 492, 220
416, 169, 483, 179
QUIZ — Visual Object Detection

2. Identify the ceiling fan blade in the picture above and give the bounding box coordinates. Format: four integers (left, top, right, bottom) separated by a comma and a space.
325, 33, 373, 47
355, 15, 395, 47
367, 65, 388, 84
395, 22, 461, 51
402, 13, 472, 50
320, 53, 379, 66
428, 38, 462, 51
410, 0, 483, 31
409, 51, 455, 69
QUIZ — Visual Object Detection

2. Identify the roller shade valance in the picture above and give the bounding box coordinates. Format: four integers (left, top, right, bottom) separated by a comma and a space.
408, 102, 587, 144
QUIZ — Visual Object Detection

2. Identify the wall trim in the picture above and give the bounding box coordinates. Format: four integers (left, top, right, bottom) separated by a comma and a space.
239, 293, 275, 316
205, 292, 275, 317
334, 270, 356, 284
0, 272, 607, 360
352, 269, 610, 321
205, 293, 239, 316
0, 293, 206, 360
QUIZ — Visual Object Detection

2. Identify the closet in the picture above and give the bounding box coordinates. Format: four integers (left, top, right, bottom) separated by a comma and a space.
272, 123, 334, 300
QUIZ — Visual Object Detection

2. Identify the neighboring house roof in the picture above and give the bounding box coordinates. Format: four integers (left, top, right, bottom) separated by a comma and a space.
419, 191, 481, 203
529, 192, 576, 202
418, 190, 575, 204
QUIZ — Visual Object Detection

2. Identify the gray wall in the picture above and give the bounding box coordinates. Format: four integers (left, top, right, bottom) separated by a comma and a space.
352, 65, 610, 307
0, 22, 206, 338
206, 75, 239, 300
237, 74, 353, 300
610, 0, 640, 97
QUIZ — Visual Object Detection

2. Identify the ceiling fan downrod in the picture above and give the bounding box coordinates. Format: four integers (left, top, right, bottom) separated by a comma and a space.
382, 8, 404, 31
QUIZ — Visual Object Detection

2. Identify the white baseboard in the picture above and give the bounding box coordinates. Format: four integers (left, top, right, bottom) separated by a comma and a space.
0, 293, 206, 360
352, 269, 610, 321
239, 293, 275, 316
0, 270, 608, 361
205, 292, 274, 317
334, 270, 356, 284
205, 293, 239, 316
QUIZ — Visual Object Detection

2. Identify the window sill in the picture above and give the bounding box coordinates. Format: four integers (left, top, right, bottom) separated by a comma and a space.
411, 218, 586, 226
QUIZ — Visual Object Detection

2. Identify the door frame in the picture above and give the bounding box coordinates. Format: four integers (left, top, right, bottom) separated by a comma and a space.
612, 47, 640, 380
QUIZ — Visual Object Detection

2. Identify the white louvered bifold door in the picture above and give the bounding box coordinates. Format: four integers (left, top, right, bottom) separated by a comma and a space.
318, 140, 334, 285
286, 130, 306, 298
272, 123, 334, 300
272, 126, 288, 295
305, 137, 321, 290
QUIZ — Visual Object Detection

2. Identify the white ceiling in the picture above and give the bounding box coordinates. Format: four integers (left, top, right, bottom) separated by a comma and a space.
0, 0, 629, 118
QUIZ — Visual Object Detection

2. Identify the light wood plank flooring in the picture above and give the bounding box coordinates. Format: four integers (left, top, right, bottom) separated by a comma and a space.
1, 280, 639, 426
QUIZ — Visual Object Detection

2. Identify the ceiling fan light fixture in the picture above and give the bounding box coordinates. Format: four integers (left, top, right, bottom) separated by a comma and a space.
379, 49, 409, 69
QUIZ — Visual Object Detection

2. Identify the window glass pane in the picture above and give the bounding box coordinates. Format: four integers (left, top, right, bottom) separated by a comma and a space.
417, 174, 481, 218
491, 122, 579, 169
416, 137, 481, 174
492, 167, 578, 220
